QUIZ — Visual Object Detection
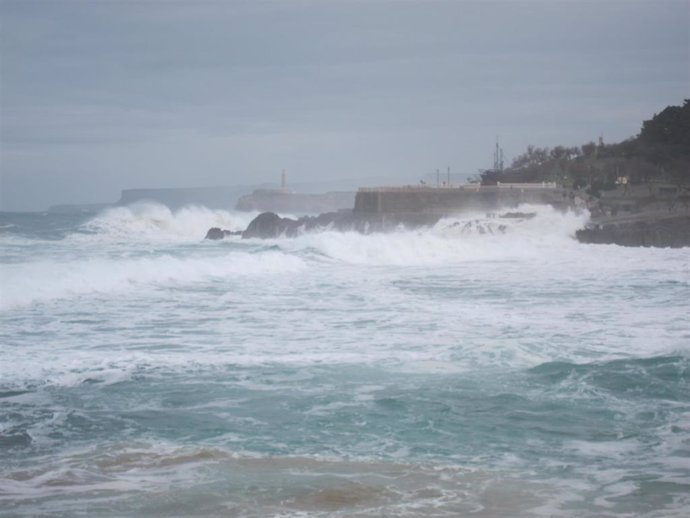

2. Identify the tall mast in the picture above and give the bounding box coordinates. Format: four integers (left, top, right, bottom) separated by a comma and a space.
493, 137, 504, 171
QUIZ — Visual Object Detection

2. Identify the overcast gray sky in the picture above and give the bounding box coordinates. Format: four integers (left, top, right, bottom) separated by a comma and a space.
1, 0, 688, 210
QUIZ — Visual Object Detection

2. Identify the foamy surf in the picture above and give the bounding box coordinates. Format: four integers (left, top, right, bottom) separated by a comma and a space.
0, 250, 305, 309
256, 205, 590, 266
76, 202, 256, 243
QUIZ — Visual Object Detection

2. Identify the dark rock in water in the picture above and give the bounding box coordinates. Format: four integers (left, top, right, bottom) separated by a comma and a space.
242, 211, 347, 239
206, 227, 225, 240
205, 227, 242, 240
242, 212, 295, 239
576, 215, 690, 248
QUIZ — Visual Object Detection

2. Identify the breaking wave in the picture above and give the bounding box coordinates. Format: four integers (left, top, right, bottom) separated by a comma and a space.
0, 250, 305, 309
275, 205, 591, 266
76, 203, 255, 243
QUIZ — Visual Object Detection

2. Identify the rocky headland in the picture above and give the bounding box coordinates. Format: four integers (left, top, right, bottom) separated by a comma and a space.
574, 183, 690, 247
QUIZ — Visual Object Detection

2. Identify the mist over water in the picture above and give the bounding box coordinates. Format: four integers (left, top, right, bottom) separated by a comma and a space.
1, 204, 688, 517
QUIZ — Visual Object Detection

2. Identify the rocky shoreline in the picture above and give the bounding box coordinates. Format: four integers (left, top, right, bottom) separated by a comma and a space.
206, 210, 441, 240
206, 182, 689, 248
576, 212, 690, 248
206, 207, 689, 248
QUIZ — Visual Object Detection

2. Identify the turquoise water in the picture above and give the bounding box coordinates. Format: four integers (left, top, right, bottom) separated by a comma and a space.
1, 204, 688, 517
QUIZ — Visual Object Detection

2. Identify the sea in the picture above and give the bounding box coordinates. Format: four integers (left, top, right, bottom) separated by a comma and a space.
0, 203, 688, 517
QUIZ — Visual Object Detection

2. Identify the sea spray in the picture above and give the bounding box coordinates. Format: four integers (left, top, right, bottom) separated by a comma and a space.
78, 202, 256, 243
255, 204, 590, 266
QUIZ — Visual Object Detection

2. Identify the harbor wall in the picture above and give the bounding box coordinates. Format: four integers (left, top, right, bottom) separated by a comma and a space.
354, 185, 575, 214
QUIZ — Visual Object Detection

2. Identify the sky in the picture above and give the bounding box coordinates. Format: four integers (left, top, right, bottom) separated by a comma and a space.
1, 0, 688, 211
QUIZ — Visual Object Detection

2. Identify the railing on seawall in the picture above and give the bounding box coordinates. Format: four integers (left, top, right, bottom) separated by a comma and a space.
496, 182, 558, 189
358, 185, 483, 193
357, 183, 558, 193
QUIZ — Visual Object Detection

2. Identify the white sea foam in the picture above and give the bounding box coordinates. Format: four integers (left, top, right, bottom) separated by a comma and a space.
0, 250, 305, 309
273, 205, 591, 266
76, 202, 256, 243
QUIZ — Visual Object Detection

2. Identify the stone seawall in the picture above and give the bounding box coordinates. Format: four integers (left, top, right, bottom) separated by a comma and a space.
354, 186, 575, 214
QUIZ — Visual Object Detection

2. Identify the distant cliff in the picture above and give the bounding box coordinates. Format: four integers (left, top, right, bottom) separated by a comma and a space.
116, 186, 251, 210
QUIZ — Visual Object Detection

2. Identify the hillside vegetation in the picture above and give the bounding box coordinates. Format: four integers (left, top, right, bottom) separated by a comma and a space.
482, 100, 690, 197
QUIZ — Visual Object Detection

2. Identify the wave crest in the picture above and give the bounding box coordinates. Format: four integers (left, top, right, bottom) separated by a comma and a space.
77, 203, 255, 243
0, 250, 305, 309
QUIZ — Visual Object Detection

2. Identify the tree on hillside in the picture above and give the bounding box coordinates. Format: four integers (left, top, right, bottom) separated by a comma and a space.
638, 100, 690, 184
639, 99, 690, 149
581, 142, 597, 157
511, 145, 551, 169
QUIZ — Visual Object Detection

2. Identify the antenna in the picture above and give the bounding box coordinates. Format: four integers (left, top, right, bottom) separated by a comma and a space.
493, 137, 504, 171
